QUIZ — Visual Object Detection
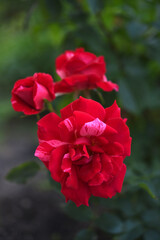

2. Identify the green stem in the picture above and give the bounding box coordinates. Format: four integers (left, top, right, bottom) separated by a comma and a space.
73, 90, 80, 100
93, 89, 105, 104
83, 89, 91, 99
44, 100, 55, 113
36, 114, 40, 121
47, 101, 54, 112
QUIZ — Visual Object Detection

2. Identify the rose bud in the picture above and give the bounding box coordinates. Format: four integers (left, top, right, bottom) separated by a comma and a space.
11, 73, 55, 115
54, 48, 119, 94
35, 97, 131, 206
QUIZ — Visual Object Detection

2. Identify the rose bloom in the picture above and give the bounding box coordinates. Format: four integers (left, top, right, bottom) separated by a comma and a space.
11, 73, 55, 115
35, 97, 131, 206
54, 48, 119, 94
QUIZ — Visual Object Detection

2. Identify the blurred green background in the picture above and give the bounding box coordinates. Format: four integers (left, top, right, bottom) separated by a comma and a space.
0, 0, 160, 240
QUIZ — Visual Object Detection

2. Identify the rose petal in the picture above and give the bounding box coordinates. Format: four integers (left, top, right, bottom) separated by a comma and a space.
49, 145, 68, 182
106, 118, 131, 156
54, 75, 89, 93
74, 137, 91, 146
58, 116, 75, 142
80, 118, 106, 137
33, 82, 51, 110
105, 142, 124, 156
105, 100, 121, 121
35, 141, 53, 162
15, 85, 34, 107
37, 113, 61, 141
61, 177, 91, 207
64, 57, 86, 75
88, 173, 104, 186
80, 58, 106, 76
41, 139, 68, 148
96, 80, 119, 92
111, 156, 124, 175
61, 97, 105, 121
34, 73, 55, 100
75, 48, 96, 64
101, 154, 113, 176
69, 145, 89, 162
66, 166, 78, 189
61, 154, 71, 173
11, 73, 55, 115
11, 94, 39, 115
78, 154, 101, 182
90, 164, 126, 198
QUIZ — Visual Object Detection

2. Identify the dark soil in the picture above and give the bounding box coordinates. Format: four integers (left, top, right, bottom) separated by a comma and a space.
0, 118, 109, 240
0, 188, 83, 240
0, 119, 83, 240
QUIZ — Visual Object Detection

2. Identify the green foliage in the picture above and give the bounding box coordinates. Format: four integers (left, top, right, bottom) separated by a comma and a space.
118, 80, 138, 114
6, 161, 40, 184
96, 213, 123, 234
1, 0, 160, 239
144, 230, 160, 240
117, 225, 144, 240
63, 202, 95, 223
74, 228, 97, 240
87, 0, 103, 14
138, 182, 157, 199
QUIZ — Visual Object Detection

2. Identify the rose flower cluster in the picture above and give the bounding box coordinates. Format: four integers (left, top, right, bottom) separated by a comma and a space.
11, 48, 131, 206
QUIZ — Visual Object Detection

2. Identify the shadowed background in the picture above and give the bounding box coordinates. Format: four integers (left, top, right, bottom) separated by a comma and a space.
0, 0, 160, 240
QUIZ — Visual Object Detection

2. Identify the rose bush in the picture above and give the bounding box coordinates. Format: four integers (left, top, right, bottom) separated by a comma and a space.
35, 97, 131, 206
54, 48, 119, 93
11, 73, 55, 115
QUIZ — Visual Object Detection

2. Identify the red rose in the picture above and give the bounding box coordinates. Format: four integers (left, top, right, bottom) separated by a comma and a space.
35, 97, 131, 206
54, 48, 119, 94
11, 73, 55, 115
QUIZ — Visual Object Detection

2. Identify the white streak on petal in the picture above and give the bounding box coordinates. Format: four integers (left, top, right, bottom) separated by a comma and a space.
103, 75, 108, 82
63, 153, 70, 159
39, 139, 68, 147
63, 168, 71, 173
57, 70, 66, 78
64, 118, 73, 132
62, 153, 71, 173
35, 148, 50, 162
80, 118, 106, 137
66, 52, 74, 60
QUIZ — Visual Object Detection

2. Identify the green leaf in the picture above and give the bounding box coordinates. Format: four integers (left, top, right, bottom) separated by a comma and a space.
138, 182, 157, 199
118, 225, 144, 240
44, 0, 62, 19
126, 21, 147, 39
74, 228, 97, 240
48, 172, 61, 192
87, 0, 103, 14
96, 213, 123, 234
75, 24, 105, 53
93, 89, 105, 104
63, 202, 94, 222
123, 220, 140, 232
144, 230, 160, 240
118, 80, 139, 114
6, 161, 40, 184
142, 209, 160, 229
146, 89, 160, 109
116, 197, 145, 217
